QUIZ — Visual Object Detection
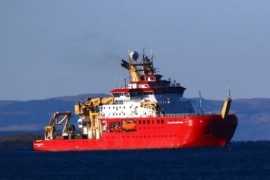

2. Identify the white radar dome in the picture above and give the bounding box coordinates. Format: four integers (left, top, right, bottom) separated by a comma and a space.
129, 51, 139, 61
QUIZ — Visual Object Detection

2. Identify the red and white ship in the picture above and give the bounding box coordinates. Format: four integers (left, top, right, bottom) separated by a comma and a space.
33, 50, 238, 152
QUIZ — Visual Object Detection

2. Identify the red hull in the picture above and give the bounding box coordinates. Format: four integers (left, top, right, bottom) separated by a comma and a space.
33, 114, 237, 152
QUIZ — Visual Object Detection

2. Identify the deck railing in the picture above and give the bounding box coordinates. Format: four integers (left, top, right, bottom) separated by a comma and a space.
155, 111, 235, 117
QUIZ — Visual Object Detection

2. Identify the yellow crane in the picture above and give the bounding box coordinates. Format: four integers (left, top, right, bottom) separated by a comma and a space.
44, 111, 73, 140
74, 97, 114, 139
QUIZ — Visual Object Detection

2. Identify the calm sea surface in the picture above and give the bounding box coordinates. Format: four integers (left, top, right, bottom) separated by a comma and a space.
0, 141, 270, 180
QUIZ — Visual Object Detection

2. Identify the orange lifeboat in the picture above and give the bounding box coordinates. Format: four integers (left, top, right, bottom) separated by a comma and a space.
122, 121, 136, 132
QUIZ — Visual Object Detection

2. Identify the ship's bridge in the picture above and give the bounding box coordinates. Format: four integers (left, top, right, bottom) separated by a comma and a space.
111, 83, 185, 102
114, 50, 193, 114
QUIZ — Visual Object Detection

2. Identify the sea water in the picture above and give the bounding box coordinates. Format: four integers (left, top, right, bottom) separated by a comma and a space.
0, 141, 270, 179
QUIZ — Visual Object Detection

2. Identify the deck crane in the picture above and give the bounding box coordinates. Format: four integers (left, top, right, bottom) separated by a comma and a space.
44, 111, 74, 140
74, 97, 114, 139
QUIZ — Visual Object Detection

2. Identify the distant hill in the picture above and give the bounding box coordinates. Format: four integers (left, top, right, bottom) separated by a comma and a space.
0, 94, 269, 141
0, 93, 107, 131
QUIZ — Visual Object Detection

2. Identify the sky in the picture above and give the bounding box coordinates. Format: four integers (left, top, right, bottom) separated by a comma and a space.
1, 0, 270, 101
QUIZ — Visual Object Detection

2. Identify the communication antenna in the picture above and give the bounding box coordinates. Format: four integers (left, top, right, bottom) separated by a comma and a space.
142, 48, 145, 61
150, 48, 154, 61
127, 43, 130, 54
227, 86, 231, 99
197, 91, 205, 114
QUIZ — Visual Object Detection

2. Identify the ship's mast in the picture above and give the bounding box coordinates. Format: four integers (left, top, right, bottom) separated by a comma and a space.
197, 91, 205, 114
150, 49, 154, 61
128, 51, 140, 82
142, 48, 145, 62
128, 49, 131, 83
